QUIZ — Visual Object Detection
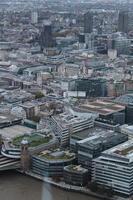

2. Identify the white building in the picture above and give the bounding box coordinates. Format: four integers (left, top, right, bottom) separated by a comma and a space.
50, 111, 93, 146
121, 124, 133, 138
92, 140, 133, 196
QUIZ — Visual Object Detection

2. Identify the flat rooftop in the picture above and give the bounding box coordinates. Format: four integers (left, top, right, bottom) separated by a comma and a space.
77, 131, 126, 149
53, 112, 92, 128
38, 149, 75, 161
115, 94, 133, 104
71, 126, 107, 140
0, 113, 20, 123
20, 100, 44, 108
0, 125, 33, 139
79, 99, 125, 116
103, 140, 133, 161
121, 124, 133, 133
64, 165, 88, 173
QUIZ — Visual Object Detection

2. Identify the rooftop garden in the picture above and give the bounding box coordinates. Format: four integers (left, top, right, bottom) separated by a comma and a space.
39, 150, 75, 160
65, 164, 88, 173
12, 134, 52, 147
115, 145, 133, 156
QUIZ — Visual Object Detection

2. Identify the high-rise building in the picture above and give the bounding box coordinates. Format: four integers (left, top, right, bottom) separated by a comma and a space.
31, 12, 38, 24
39, 22, 56, 51
84, 12, 93, 33
108, 36, 131, 55
85, 33, 94, 50
118, 11, 128, 33
118, 11, 133, 33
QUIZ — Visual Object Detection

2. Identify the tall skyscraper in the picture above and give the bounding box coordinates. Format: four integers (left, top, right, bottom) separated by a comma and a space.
39, 22, 56, 51
84, 12, 93, 33
118, 11, 128, 33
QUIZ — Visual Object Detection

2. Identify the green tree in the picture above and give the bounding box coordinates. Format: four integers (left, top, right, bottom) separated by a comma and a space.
35, 92, 44, 99
31, 115, 41, 123
89, 182, 98, 192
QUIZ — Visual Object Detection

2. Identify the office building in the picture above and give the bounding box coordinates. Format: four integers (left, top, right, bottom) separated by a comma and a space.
32, 149, 75, 177
121, 124, 133, 138
50, 111, 93, 147
75, 130, 127, 175
73, 78, 107, 98
118, 11, 128, 33
126, 104, 133, 124
92, 140, 133, 196
79, 99, 125, 122
118, 11, 133, 33
84, 12, 93, 34
64, 165, 88, 186
39, 22, 56, 51
108, 36, 131, 55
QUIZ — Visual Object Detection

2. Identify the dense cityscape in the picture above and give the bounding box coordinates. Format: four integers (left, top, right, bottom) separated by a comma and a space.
1, 0, 133, 199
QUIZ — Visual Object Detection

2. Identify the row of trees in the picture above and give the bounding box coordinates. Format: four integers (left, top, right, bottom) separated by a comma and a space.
88, 182, 115, 198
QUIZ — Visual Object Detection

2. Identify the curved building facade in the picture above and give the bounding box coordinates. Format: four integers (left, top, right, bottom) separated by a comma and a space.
1, 141, 21, 159
32, 150, 75, 177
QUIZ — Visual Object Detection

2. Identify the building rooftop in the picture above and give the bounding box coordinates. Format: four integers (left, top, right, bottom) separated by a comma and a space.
121, 124, 133, 134
0, 125, 33, 139
38, 149, 75, 161
20, 100, 45, 108
12, 133, 52, 147
77, 131, 126, 150
79, 99, 125, 116
0, 113, 20, 123
115, 94, 133, 104
102, 140, 133, 161
72, 126, 107, 140
64, 165, 88, 173
53, 111, 92, 128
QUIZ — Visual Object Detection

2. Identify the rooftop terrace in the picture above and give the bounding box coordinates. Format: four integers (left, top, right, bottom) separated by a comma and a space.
102, 140, 133, 160
38, 149, 75, 161
77, 131, 126, 149
64, 165, 88, 173
12, 133, 52, 148
53, 112, 92, 128
72, 126, 107, 140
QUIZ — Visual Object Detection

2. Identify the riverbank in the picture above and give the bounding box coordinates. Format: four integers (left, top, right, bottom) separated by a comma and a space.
0, 171, 100, 200
18, 170, 115, 200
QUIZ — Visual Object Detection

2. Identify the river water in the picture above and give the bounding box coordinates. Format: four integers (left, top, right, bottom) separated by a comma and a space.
0, 171, 99, 200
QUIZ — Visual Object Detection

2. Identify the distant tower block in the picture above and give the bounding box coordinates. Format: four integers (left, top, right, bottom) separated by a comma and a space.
84, 12, 93, 33
0, 134, 2, 151
39, 21, 56, 51
31, 12, 38, 24
21, 139, 31, 171
118, 11, 128, 33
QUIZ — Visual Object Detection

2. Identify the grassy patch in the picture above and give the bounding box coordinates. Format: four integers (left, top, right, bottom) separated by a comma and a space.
12, 134, 52, 147
40, 154, 74, 160
115, 146, 133, 156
